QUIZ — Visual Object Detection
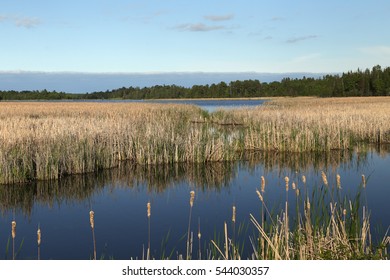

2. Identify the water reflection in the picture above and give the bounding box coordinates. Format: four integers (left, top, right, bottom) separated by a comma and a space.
1, 147, 384, 218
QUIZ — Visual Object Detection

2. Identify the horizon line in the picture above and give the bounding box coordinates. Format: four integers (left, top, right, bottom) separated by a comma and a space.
0, 70, 337, 75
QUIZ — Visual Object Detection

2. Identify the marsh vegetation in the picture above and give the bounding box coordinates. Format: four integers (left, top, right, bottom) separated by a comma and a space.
0, 97, 389, 260
0, 97, 389, 184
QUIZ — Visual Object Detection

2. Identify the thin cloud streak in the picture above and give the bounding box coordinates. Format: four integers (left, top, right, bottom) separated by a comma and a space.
203, 14, 234, 21
174, 23, 226, 32
286, 35, 317, 43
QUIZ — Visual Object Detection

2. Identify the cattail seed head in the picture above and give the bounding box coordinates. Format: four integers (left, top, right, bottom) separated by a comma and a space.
260, 176, 265, 193
343, 209, 347, 216
256, 189, 264, 202
306, 199, 311, 210
302, 175, 306, 184
147, 202, 151, 218
336, 174, 341, 189
295, 188, 300, 197
362, 174, 366, 188
37, 227, 41, 246
11, 221, 16, 239
89, 210, 95, 229
190, 191, 195, 207
292, 182, 296, 190
284, 176, 289, 191
321, 171, 328, 186
232, 205, 236, 223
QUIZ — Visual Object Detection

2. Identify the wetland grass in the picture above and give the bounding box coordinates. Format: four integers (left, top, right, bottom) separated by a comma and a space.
0, 97, 390, 184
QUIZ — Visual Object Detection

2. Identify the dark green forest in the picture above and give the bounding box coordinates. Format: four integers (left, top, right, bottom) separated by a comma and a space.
1, 65, 390, 100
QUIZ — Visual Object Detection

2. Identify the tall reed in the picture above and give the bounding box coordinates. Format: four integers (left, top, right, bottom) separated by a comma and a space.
186, 191, 195, 260
37, 225, 41, 260
11, 220, 16, 260
89, 210, 96, 260
147, 202, 151, 260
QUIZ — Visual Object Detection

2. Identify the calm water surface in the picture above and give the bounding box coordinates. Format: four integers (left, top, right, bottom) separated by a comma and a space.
0, 148, 389, 260
51, 98, 268, 112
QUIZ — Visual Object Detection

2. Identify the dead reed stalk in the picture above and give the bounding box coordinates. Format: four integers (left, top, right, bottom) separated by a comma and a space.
187, 191, 195, 260
89, 210, 96, 260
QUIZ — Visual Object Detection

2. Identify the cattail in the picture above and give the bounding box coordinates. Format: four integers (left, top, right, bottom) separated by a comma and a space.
190, 191, 195, 207
321, 171, 328, 186
362, 174, 366, 188
89, 210, 95, 229
11, 221, 16, 239
306, 199, 311, 210
260, 176, 265, 193
295, 188, 300, 197
37, 227, 41, 246
256, 189, 263, 202
343, 209, 347, 216
232, 205, 236, 223
284, 176, 289, 191
147, 202, 151, 218
336, 174, 341, 189
302, 175, 306, 184
292, 182, 296, 190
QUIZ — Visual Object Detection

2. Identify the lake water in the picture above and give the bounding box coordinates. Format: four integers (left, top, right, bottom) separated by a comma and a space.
0, 147, 389, 260
147, 99, 268, 112
52, 98, 268, 112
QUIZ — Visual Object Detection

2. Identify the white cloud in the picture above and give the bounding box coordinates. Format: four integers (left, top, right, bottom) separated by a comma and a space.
204, 14, 234, 22
0, 15, 41, 28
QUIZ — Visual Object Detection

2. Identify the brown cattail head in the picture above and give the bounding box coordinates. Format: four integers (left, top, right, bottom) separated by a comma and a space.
89, 211, 95, 229
336, 174, 341, 189
362, 174, 366, 188
306, 199, 311, 210
147, 202, 151, 218
343, 209, 347, 216
256, 189, 264, 202
321, 171, 328, 186
232, 205, 236, 223
284, 176, 289, 191
295, 188, 300, 197
292, 182, 296, 190
11, 221, 16, 239
302, 175, 306, 184
37, 227, 41, 246
190, 191, 195, 207
260, 176, 265, 193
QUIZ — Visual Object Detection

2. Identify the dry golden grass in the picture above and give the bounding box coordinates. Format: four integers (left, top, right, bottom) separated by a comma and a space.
221, 96, 390, 152
0, 102, 227, 183
1, 97, 389, 184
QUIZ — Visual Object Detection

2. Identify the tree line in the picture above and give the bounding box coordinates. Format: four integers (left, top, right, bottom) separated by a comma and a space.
1, 65, 390, 100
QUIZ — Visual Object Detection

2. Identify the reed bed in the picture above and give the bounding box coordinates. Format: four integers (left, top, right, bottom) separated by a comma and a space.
211, 174, 389, 260
223, 96, 390, 152
0, 102, 239, 184
1, 97, 390, 184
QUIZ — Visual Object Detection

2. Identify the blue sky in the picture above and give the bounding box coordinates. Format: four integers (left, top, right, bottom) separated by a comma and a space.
1, 0, 390, 74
